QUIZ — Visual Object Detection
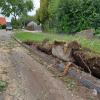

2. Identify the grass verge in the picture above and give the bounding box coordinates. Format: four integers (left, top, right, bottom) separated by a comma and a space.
14, 31, 100, 53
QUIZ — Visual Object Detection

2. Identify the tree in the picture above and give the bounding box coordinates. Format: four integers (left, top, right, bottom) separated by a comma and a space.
37, 0, 50, 31
0, 0, 33, 21
47, 0, 60, 31
36, 0, 100, 33
19, 15, 35, 27
92, 0, 100, 30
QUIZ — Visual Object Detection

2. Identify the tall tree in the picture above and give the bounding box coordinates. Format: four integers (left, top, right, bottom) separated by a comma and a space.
39, 0, 49, 23
36, 0, 99, 33
0, 0, 33, 20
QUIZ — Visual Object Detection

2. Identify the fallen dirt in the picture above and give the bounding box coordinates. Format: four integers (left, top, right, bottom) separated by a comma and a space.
34, 40, 100, 79
22, 41, 100, 100
0, 30, 99, 100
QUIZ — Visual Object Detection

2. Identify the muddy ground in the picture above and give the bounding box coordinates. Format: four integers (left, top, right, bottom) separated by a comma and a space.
0, 30, 99, 100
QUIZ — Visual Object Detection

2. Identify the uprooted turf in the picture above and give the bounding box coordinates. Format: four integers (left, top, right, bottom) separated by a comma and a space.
14, 31, 100, 53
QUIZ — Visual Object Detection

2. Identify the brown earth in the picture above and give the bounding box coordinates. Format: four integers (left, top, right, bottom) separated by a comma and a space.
35, 40, 100, 79
0, 30, 99, 100
22, 40, 100, 99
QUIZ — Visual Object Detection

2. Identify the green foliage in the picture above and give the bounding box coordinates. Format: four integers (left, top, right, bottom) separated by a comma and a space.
39, 0, 49, 23
57, 0, 96, 33
0, 0, 34, 29
0, 0, 33, 20
0, 25, 2, 29
95, 28, 100, 35
0, 25, 6, 29
36, 0, 100, 33
11, 15, 35, 29
35, 10, 41, 24
11, 18, 21, 29
1, 25, 6, 29
34, 0, 49, 31
0, 80, 7, 92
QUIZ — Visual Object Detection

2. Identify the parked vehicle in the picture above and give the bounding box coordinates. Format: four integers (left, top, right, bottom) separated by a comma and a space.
6, 22, 13, 31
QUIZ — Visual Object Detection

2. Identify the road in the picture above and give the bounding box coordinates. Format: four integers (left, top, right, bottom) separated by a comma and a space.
0, 30, 82, 100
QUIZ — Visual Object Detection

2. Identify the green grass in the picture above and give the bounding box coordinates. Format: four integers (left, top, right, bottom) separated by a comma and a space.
0, 80, 7, 92
14, 31, 100, 53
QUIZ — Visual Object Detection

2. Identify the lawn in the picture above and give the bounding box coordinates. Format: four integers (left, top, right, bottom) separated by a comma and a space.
14, 31, 100, 53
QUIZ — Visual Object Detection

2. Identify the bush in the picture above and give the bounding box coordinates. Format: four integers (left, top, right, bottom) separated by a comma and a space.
0, 25, 2, 29
0, 25, 6, 29
1, 25, 6, 29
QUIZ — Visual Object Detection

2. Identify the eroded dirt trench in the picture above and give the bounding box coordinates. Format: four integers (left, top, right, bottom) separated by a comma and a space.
0, 30, 85, 100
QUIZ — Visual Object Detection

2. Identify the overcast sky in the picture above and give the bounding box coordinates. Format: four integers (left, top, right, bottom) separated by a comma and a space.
28, 0, 40, 16
0, 0, 40, 22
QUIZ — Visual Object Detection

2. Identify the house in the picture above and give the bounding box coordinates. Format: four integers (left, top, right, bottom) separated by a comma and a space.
0, 17, 6, 25
26, 21, 41, 31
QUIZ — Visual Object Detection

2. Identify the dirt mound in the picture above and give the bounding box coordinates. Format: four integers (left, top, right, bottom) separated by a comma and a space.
23, 40, 100, 79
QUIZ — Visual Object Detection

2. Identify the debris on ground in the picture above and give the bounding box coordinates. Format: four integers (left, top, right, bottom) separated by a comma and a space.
23, 40, 100, 79
22, 39, 100, 99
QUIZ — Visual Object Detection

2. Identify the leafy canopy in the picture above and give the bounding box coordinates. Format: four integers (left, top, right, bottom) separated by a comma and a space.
36, 0, 100, 33
0, 0, 33, 19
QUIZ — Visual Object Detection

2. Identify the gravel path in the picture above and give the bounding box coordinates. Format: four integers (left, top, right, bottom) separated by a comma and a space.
0, 30, 83, 100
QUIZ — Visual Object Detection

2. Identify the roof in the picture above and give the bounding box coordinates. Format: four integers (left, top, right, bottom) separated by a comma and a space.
27, 21, 37, 26
0, 17, 6, 25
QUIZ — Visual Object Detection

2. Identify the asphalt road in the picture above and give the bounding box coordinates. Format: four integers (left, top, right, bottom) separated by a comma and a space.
0, 30, 82, 100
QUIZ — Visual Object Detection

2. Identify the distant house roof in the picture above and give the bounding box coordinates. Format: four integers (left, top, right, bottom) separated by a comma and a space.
26, 21, 42, 31
0, 17, 6, 25
27, 21, 37, 26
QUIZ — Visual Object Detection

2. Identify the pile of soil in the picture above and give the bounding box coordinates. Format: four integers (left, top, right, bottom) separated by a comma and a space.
22, 40, 100, 96
23, 40, 100, 79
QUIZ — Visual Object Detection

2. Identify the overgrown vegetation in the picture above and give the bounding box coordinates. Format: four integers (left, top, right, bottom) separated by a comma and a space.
36, 0, 100, 33
15, 31, 100, 53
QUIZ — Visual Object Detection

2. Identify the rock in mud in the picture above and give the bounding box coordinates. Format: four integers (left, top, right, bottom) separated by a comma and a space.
52, 45, 74, 62
52, 41, 80, 62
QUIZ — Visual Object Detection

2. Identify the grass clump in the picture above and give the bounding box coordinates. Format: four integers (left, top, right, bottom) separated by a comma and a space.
0, 80, 7, 92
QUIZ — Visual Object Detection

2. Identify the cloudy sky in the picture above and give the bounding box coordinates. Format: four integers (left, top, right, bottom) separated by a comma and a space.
28, 0, 40, 16
0, 0, 40, 22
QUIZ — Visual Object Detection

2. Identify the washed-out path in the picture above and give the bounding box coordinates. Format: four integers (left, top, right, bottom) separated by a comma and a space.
0, 30, 83, 100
